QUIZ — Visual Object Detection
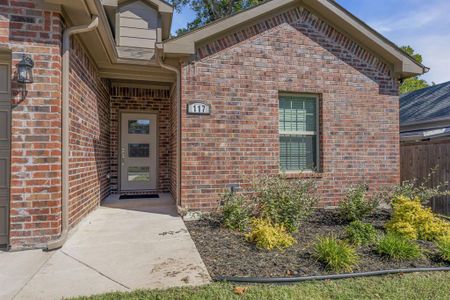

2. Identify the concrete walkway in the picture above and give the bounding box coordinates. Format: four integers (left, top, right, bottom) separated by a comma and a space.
0, 194, 210, 300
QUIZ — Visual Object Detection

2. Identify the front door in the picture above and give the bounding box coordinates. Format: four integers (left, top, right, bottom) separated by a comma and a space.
120, 113, 158, 191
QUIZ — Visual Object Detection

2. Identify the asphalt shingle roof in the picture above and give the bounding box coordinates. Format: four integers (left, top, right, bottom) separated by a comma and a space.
400, 81, 450, 125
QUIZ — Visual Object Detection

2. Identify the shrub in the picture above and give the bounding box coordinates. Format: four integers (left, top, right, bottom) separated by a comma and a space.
436, 235, 450, 262
314, 236, 359, 272
346, 221, 378, 246
252, 176, 318, 232
338, 184, 379, 222
377, 170, 450, 206
245, 218, 296, 251
376, 233, 422, 261
391, 167, 450, 204
386, 195, 450, 241
221, 191, 250, 231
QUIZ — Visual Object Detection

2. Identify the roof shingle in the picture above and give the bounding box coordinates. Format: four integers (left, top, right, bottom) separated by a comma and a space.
400, 81, 450, 124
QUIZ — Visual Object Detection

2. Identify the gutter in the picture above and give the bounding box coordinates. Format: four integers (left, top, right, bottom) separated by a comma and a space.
45, 15, 99, 251
155, 44, 182, 207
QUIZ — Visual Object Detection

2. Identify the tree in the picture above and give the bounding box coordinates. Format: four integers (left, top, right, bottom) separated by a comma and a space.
171, 0, 266, 35
400, 46, 429, 94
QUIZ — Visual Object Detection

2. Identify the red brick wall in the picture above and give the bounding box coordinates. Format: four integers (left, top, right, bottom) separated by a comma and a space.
1, 1, 63, 249
169, 92, 178, 202
181, 6, 400, 210
68, 37, 110, 227
110, 87, 172, 193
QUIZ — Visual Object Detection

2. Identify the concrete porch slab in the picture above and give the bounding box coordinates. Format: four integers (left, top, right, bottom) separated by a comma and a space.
2, 194, 210, 300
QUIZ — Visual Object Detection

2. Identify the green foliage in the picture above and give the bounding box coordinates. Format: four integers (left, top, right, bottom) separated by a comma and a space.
171, 0, 266, 35
376, 170, 450, 206
314, 236, 359, 272
346, 221, 378, 246
393, 173, 449, 205
436, 235, 450, 262
399, 46, 429, 94
221, 191, 250, 231
386, 195, 450, 241
245, 218, 296, 251
252, 176, 319, 232
338, 184, 378, 222
376, 233, 422, 261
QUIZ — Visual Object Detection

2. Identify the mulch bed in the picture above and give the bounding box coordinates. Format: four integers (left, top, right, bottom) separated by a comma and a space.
185, 209, 450, 278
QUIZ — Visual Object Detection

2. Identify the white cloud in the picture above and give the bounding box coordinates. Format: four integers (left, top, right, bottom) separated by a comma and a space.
365, 1, 450, 84
414, 35, 450, 84
370, 3, 450, 33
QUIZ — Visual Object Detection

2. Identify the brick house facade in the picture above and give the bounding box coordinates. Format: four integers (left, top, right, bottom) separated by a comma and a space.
0, 0, 425, 250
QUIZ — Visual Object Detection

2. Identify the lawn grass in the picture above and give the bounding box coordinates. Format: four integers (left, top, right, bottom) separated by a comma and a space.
74, 272, 450, 300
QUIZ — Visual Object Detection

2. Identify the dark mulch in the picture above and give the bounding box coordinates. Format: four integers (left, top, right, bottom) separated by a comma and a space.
185, 209, 449, 278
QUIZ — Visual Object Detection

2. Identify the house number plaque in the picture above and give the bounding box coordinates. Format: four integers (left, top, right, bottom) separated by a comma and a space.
187, 102, 211, 115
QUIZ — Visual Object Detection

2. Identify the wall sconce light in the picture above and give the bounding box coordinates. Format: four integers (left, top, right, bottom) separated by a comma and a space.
17, 55, 34, 84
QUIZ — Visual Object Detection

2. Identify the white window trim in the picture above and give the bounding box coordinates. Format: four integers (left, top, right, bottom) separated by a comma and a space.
279, 93, 320, 173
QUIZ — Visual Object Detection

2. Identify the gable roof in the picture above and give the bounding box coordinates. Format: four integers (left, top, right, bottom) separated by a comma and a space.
163, 0, 427, 79
400, 81, 450, 126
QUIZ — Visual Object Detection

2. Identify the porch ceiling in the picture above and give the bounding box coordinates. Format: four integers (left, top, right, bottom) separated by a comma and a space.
44, 0, 176, 82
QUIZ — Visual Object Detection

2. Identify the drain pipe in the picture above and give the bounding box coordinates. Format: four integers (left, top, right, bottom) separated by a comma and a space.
155, 44, 182, 207
45, 16, 99, 251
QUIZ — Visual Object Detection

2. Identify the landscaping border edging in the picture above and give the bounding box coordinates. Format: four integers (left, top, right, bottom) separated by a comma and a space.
214, 267, 450, 284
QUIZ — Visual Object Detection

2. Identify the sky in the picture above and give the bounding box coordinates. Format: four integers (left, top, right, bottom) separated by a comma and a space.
171, 0, 450, 84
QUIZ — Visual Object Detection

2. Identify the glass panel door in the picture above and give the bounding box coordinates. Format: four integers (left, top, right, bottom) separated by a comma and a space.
120, 113, 158, 191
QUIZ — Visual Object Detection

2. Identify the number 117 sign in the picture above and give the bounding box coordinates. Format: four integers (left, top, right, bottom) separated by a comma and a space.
187, 102, 211, 115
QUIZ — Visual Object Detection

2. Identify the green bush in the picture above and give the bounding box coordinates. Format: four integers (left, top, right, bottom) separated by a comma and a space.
245, 218, 296, 251
376, 170, 450, 206
385, 195, 450, 241
376, 233, 422, 261
346, 221, 378, 246
436, 235, 450, 262
253, 175, 318, 232
221, 191, 250, 231
339, 184, 379, 222
314, 236, 359, 272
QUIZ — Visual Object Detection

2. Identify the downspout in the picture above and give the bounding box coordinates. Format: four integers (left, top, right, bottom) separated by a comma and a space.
45, 16, 99, 251
155, 44, 182, 207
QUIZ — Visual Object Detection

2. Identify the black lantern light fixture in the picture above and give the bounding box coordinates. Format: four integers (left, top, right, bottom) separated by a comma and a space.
17, 55, 34, 84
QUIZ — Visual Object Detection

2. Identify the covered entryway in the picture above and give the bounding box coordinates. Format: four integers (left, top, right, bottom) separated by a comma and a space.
0, 50, 11, 247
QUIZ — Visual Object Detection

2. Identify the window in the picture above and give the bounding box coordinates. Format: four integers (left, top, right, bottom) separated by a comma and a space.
128, 119, 150, 134
279, 94, 319, 172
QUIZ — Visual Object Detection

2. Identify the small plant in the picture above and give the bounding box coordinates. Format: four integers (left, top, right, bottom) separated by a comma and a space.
338, 184, 379, 222
386, 195, 450, 241
377, 169, 450, 206
245, 218, 296, 251
221, 191, 250, 231
346, 220, 378, 246
313, 236, 359, 272
252, 175, 318, 232
376, 233, 422, 261
436, 235, 450, 262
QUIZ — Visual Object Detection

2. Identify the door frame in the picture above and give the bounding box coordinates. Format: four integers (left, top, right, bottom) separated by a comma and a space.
118, 110, 159, 192
0, 49, 11, 247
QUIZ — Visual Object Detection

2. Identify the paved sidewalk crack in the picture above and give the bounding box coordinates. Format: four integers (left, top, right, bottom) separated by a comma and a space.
12, 251, 55, 300
61, 250, 131, 290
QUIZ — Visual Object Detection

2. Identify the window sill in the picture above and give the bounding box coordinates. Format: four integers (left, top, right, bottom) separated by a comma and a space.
281, 171, 323, 179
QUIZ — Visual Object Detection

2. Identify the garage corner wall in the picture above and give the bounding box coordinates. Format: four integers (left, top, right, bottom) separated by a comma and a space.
3, 1, 63, 250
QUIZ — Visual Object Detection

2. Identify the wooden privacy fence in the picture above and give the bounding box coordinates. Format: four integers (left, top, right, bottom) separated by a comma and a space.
400, 139, 450, 216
